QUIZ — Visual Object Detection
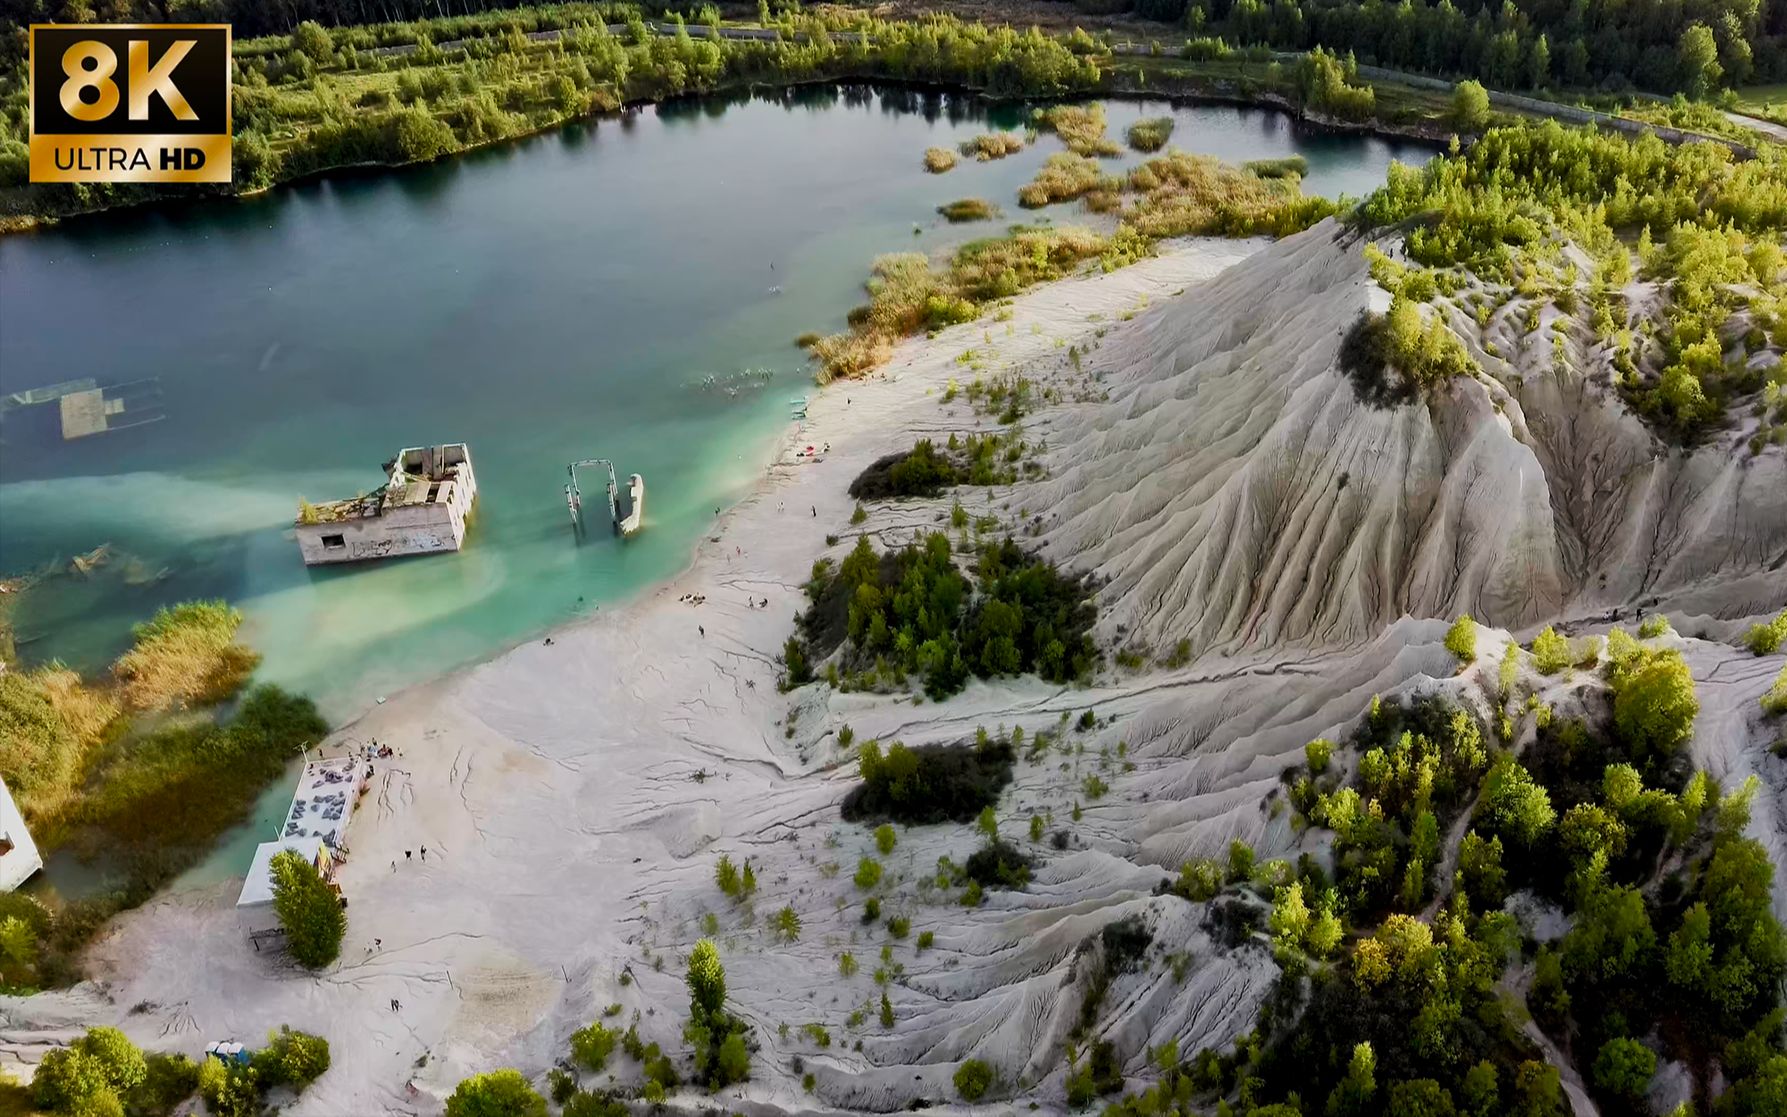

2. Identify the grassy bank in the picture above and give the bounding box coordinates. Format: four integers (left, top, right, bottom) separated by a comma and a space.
809, 132, 1338, 381
0, 601, 327, 990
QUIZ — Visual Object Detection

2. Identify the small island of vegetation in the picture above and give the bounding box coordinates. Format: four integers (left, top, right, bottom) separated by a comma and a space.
782, 532, 1098, 699
0, 600, 326, 989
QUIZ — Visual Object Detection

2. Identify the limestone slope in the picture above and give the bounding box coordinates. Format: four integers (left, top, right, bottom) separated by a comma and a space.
1029, 220, 1787, 661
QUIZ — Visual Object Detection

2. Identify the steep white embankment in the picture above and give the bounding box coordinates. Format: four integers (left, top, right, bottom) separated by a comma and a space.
1030, 220, 1787, 661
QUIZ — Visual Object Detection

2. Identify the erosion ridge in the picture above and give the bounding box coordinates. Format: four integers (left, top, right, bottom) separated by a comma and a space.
1031, 219, 1787, 665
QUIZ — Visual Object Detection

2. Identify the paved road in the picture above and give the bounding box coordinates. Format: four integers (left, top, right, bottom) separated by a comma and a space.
1724, 108, 1787, 142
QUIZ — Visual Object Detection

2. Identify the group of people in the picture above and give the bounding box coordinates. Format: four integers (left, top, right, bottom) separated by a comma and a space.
679, 593, 708, 606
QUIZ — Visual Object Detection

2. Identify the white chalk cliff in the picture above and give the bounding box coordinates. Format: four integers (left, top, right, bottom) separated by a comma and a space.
1034, 222, 1786, 662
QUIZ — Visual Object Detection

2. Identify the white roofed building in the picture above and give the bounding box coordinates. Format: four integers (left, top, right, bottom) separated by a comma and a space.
0, 777, 43, 893
237, 836, 333, 910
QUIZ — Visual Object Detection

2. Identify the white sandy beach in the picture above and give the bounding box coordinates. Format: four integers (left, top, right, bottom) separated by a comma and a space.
4, 225, 1783, 1117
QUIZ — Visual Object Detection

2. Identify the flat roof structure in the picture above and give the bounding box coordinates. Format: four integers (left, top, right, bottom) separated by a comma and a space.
278, 756, 364, 851
237, 836, 330, 908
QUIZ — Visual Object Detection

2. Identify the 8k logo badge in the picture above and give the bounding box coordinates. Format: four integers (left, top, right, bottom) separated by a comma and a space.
30, 24, 232, 184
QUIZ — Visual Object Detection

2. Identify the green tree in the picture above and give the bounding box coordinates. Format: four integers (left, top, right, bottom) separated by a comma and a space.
1461, 1061, 1499, 1116
875, 824, 898, 855
855, 857, 883, 890
1611, 649, 1698, 760
1531, 626, 1571, 674
1678, 23, 1723, 98
1307, 906, 1343, 958
716, 1030, 750, 1083
1476, 756, 1555, 849
255, 1026, 330, 1089
445, 1070, 547, 1117
1269, 882, 1311, 957
1306, 737, 1333, 773
1227, 840, 1256, 883
269, 848, 345, 968
1562, 884, 1655, 990
1592, 1037, 1656, 1103
1743, 610, 1787, 655
1763, 664, 1787, 717
1526, 33, 1551, 89
1445, 614, 1478, 662
76, 1028, 145, 1096
715, 854, 740, 898
1325, 1041, 1376, 1117
570, 1022, 617, 1071
33, 1048, 114, 1115
292, 20, 333, 64
687, 939, 726, 1019
197, 1059, 259, 1117
1388, 1078, 1458, 1117
1458, 831, 1508, 907
954, 1059, 994, 1101
1451, 83, 1489, 132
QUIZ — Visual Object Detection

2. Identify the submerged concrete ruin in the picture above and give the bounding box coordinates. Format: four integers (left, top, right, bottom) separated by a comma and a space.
294, 444, 477, 566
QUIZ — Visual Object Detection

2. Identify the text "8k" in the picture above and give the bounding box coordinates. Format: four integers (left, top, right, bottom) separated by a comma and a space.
60, 39, 197, 122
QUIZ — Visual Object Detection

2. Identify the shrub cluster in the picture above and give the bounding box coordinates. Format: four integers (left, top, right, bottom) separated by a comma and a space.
841, 735, 1015, 824
786, 533, 1097, 698
847, 432, 1032, 499
1358, 122, 1787, 439
1107, 634, 1783, 1117
1124, 116, 1175, 152
1339, 295, 1480, 404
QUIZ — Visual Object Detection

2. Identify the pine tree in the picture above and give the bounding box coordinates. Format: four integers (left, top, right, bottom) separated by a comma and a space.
269, 849, 345, 968
687, 939, 726, 1020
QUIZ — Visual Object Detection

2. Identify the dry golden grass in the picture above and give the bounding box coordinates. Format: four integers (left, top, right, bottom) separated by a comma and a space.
811, 331, 896, 382
947, 225, 1107, 301
1121, 151, 1336, 238
923, 146, 959, 173
111, 601, 261, 711
0, 666, 122, 828
1018, 152, 1116, 208
1125, 115, 1174, 152
957, 132, 1026, 160
809, 149, 1333, 383
939, 197, 1001, 222
1035, 103, 1121, 157
816, 227, 1112, 380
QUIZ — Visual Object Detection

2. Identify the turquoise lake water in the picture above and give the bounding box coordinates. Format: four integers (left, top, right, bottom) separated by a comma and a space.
0, 87, 1427, 886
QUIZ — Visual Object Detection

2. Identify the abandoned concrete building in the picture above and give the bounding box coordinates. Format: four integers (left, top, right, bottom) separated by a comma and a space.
294, 444, 478, 566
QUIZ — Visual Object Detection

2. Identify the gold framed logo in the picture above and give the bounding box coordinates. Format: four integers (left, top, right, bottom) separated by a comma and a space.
29, 23, 232, 184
